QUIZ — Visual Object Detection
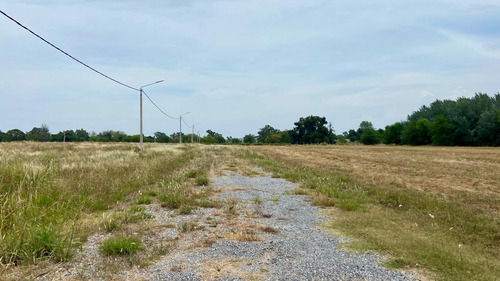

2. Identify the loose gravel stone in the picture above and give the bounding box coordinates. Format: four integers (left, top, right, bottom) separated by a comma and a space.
138, 171, 421, 281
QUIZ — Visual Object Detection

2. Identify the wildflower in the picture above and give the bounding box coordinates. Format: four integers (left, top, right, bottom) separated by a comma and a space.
428, 213, 435, 219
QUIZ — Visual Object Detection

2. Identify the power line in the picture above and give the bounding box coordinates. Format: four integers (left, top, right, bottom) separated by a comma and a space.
0, 9, 139, 91
182, 117, 192, 128
142, 90, 179, 120
1, 9, 188, 130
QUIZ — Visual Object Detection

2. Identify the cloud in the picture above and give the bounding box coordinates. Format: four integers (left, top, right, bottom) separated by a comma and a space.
1, 0, 499, 136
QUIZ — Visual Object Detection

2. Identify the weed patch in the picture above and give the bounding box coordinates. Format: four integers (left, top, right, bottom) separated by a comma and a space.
100, 236, 142, 256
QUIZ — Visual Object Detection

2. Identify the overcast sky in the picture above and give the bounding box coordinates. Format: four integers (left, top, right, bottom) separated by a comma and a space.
1, 0, 499, 137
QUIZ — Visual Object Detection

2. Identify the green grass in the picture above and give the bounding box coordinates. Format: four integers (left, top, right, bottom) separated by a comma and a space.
194, 175, 210, 186
0, 143, 214, 266
137, 197, 152, 205
234, 147, 500, 281
100, 236, 142, 256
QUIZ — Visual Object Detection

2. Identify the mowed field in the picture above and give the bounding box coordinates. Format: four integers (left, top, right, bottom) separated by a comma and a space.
247, 145, 500, 281
251, 145, 500, 214
0, 142, 498, 280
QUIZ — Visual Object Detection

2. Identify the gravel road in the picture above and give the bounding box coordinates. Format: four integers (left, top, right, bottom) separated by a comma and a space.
137, 171, 420, 281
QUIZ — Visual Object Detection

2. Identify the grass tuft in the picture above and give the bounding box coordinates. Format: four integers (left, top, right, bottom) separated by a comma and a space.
100, 236, 142, 256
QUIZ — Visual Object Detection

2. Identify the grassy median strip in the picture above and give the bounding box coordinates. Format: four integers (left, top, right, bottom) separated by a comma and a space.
234, 146, 500, 281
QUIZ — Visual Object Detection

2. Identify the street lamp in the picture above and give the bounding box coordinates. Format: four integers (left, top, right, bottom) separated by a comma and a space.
179, 112, 190, 144
139, 80, 164, 149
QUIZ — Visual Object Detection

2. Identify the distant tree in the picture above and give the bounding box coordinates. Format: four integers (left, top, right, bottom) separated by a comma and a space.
75, 129, 90, 141
335, 135, 348, 145
280, 130, 293, 144
343, 129, 360, 142
360, 128, 381, 145
243, 134, 256, 144
206, 130, 217, 138
0, 130, 13, 142
291, 116, 333, 144
51, 130, 77, 142
6, 129, 25, 141
384, 122, 405, 144
154, 132, 171, 143
201, 135, 216, 144
257, 125, 280, 143
359, 121, 374, 131
476, 109, 500, 146
204, 130, 225, 143
402, 118, 432, 145
124, 135, 141, 142
451, 116, 474, 146
431, 115, 455, 146
26, 125, 50, 142
226, 136, 241, 144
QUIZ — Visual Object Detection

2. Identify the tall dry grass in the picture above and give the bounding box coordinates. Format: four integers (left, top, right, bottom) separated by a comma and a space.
0, 142, 203, 266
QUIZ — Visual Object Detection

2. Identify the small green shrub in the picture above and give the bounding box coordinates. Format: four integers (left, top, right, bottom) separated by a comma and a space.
137, 197, 152, 205
142, 190, 158, 197
159, 194, 181, 209
195, 176, 209, 186
100, 236, 142, 256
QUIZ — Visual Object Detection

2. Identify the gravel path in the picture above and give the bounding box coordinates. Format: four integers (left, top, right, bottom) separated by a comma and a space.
137, 171, 420, 281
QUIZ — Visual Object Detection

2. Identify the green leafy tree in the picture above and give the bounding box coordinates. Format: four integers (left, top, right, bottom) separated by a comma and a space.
243, 134, 256, 144
201, 135, 216, 144
6, 129, 25, 141
476, 109, 500, 146
0, 130, 13, 142
204, 130, 225, 143
154, 132, 171, 143
75, 129, 90, 141
257, 125, 280, 143
360, 128, 381, 145
26, 125, 50, 142
402, 118, 432, 145
343, 129, 360, 142
291, 116, 333, 144
431, 115, 455, 146
384, 122, 405, 144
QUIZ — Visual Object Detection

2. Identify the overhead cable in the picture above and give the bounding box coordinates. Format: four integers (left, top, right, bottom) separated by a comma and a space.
0, 9, 139, 91
142, 90, 179, 120
182, 117, 192, 128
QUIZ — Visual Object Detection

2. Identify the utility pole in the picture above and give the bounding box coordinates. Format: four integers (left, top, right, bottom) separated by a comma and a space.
191, 125, 194, 144
139, 80, 164, 149
179, 112, 190, 144
140, 88, 143, 148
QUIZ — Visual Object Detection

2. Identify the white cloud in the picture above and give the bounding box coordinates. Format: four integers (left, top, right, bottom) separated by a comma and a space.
1, 0, 499, 136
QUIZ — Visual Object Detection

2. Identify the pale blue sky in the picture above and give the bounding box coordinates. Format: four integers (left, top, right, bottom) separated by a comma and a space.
1, 0, 499, 137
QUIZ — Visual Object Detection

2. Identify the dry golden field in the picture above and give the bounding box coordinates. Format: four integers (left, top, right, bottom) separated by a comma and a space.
245, 145, 500, 281
251, 145, 500, 215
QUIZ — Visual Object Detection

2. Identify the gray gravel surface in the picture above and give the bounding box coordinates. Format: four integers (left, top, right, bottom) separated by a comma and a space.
139, 171, 420, 281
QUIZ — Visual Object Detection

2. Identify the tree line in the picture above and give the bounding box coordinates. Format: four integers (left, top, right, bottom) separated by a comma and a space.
344, 93, 500, 146
2, 93, 498, 146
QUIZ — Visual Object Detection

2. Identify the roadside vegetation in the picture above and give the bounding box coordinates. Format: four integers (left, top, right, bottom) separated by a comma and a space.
235, 145, 500, 281
0, 142, 215, 268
